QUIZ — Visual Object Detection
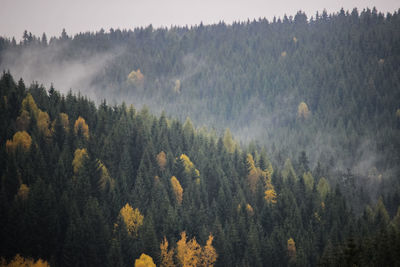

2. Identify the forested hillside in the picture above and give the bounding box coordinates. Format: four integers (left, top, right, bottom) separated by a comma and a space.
1, 72, 400, 266
1, 8, 400, 173
1, 7, 400, 267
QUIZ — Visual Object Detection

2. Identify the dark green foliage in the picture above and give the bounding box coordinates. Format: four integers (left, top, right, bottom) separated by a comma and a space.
0, 8, 400, 266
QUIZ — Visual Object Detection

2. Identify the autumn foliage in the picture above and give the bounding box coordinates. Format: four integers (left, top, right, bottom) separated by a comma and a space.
201, 234, 217, 267
127, 69, 144, 85
0, 254, 50, 267
98, 160, 115, 191
17, 184, 29, 201
37, 110, 51, 138
16, 94, 52, 138
171, 176, 183, 205
246, 154, 266, 193
264, 188, 277, 205
74, 116, 89, 140
6, 131, 32, 154
134, 253, 155, 267
157, 151, 167, 171
297, 101, 310, 119
72, 148, 88, 174
287, 238, 296, 259
160, 237, 175, 267
317, 177, 330, 200
119, 203, 144, 237
180, 154, 200, 177
21, 94, 39, 117
176, 231, 202, 267
174, 231, 217, 267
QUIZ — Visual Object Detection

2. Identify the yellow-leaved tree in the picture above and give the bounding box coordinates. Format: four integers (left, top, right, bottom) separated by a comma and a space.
21, 94, 39, 117
160, 237, 175, 267
127, 69, 144, 85
97, 160, 115, 191
317, 177, 330, 200
119, 203, 144, 237
0, 254, 50, 267
302, 172, 314, 191
246, 203, 254, 216
37, 110, 52, 138
201, 234, 217, 267
6, 131, 32, 154
59, 113, 70, 131
74, 116, 89, 140
297, 101, 310, 119
72, 148, 88, 174
171, 176, 183, 205
16, 94, 52, 139
180, 154, 200, 177
287, 238, 296, 260
177, 231, 202, 267
246, 154, 267, 194
134, 253, 156, 267
160, 232, 217, 267
264, 183, 277, 205
17, 184, 29, 201
157, 151, 167, 171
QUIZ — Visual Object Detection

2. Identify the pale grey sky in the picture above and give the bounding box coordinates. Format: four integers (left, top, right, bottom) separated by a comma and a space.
0, 0, 398, 40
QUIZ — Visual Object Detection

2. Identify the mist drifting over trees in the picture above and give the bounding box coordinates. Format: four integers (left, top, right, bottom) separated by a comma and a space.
1, 7, 400, 267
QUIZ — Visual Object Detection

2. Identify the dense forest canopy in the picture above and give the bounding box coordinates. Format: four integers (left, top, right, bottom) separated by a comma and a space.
1, 7, 400, 267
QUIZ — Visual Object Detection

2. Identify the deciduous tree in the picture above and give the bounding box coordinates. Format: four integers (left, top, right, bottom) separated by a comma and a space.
72, 148, 88, 174
160, 236, 175, 267
201, 234, 217, 267
6, 131, 32, 153
119, 203, 144, 237
297, 102, 310, 119
177, 231, 201, 267
157, 151, 167, 171
135, 253, 156, 267
74, 116, 89, 140
171, 176, 183, 205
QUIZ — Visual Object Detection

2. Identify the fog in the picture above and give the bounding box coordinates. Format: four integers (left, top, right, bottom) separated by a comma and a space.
0, 43, 126, 103
1, 0, 398, 39
0, 42, 384, 182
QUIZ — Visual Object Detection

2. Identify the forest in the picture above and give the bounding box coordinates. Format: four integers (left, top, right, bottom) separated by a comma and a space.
0, 7, 400, 267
